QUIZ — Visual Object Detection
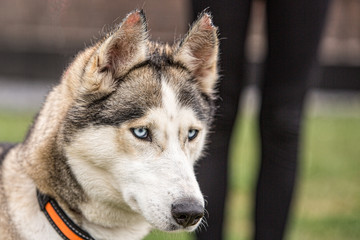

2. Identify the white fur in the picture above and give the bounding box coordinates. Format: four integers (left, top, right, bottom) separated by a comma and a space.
2, 147, 62, 240
64, 80, 206, 239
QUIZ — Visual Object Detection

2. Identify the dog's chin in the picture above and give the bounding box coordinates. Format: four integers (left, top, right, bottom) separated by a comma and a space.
157, 221, 202, 233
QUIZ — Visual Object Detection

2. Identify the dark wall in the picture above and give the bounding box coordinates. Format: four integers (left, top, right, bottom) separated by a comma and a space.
0, 0, 359, 89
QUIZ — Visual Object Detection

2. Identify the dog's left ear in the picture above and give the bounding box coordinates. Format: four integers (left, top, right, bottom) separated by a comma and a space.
174, 13, 219, 96
97, 10, 148, 77
75, 10, 148, 101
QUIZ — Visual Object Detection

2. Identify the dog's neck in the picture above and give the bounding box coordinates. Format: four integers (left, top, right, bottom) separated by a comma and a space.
20, 49, 94, 213
36, 190, 96, 240
3, 153, 151, 240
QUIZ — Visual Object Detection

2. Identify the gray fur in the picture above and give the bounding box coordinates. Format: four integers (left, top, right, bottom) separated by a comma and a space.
0, 10, 219, 239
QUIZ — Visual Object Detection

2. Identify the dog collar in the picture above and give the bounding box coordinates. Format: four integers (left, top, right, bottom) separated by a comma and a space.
37, 190, 95, 240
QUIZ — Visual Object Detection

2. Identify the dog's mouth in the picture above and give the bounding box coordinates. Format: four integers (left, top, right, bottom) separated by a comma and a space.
166, 217, 203, 232
168, 220, 203, 231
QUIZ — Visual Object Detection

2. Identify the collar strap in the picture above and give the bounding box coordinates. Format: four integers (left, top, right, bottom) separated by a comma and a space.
37, 190, 95, 240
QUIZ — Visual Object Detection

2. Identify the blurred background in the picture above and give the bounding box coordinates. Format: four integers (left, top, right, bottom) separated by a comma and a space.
0, 0, 359, 239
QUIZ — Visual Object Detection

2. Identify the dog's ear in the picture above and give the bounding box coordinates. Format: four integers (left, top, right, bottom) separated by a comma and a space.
73, 10, 148, 101
96, 10, 148, 77
174, 12, 219, 96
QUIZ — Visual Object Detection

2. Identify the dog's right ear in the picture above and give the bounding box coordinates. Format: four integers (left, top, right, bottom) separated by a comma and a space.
74, 10, 148, 100
96, 10, 148, 77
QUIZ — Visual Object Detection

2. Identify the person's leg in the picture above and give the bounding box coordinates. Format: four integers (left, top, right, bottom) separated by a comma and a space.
255, 1, 330, 239
191, 0, 251, 239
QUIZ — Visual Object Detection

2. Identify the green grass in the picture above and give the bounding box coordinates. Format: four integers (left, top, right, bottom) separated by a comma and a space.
0, 111, 35, 142
1, 110, 359, 240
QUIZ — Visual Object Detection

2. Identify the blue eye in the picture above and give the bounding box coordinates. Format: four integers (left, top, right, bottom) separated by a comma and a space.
188, 129, 199, 141
131, 127, 149, 140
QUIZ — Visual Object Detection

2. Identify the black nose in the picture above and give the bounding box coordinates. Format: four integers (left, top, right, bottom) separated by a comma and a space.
171, 199, 204, 228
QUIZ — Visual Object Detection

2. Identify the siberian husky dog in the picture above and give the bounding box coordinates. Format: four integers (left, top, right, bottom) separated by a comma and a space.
0, 10, 219, 240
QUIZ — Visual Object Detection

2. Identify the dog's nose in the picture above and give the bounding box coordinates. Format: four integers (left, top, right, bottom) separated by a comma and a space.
171, 199, 204, 228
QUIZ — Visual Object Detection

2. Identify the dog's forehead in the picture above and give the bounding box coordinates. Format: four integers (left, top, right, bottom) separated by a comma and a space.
115, 66, 163, 109
65, 48, 214, 133
117, 63, 211, 122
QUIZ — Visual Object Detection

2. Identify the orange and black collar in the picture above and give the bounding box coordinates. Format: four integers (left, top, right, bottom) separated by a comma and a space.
37, 190, 95, 240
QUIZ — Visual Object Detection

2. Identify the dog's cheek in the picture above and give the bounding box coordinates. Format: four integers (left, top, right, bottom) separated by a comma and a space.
120, 183, 142, 213
115, 128, 139, 156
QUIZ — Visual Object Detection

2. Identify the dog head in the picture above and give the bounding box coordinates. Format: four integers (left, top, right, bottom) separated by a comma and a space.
61, 10, 219, 232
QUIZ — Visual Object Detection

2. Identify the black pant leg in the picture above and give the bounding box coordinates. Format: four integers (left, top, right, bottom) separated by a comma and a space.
255, 1, 330, 239
191, 1, 251, 239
